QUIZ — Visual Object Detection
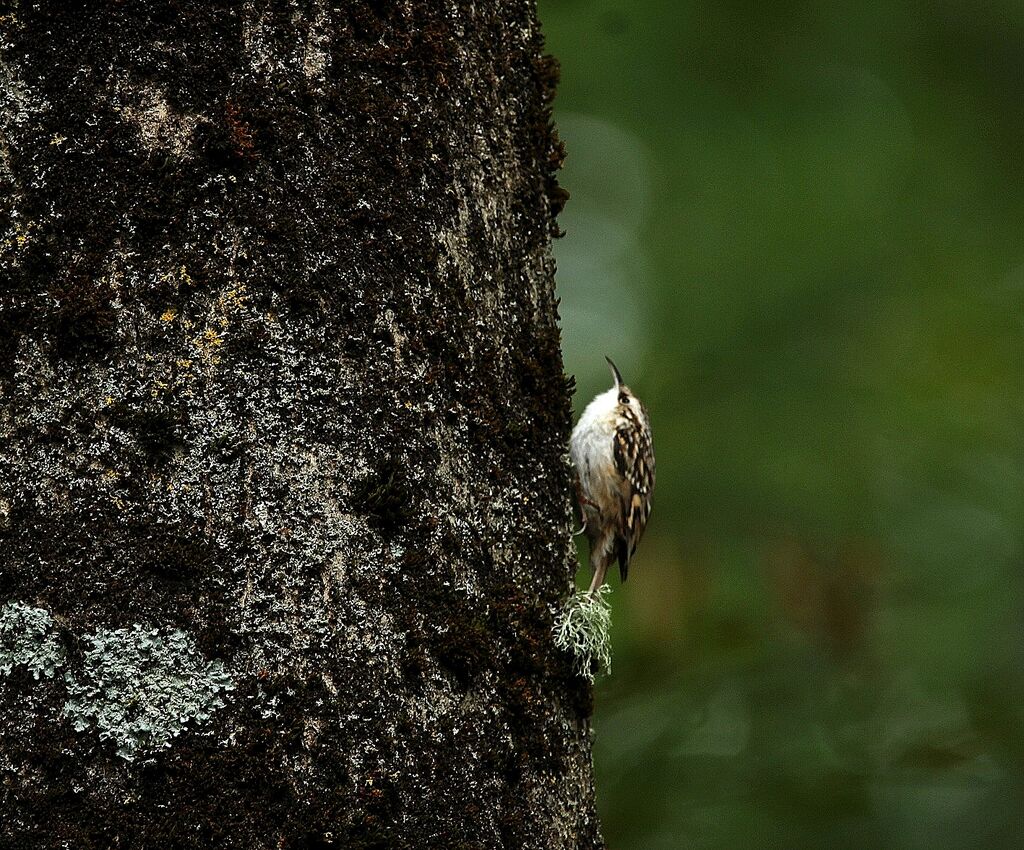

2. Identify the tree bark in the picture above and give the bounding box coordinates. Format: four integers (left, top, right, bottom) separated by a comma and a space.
0, 2, 599, 847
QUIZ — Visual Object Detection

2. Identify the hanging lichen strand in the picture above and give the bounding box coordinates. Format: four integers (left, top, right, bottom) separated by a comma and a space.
0, 2, 599, 848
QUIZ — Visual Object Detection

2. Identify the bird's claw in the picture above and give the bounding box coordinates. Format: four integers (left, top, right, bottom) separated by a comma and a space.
574, 496, 597, 537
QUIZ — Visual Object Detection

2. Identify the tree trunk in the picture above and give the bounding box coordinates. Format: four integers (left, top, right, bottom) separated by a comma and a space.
0, 2, 599, 847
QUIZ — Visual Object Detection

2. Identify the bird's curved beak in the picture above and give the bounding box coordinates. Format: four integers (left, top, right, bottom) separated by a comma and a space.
605, 356, 623, 389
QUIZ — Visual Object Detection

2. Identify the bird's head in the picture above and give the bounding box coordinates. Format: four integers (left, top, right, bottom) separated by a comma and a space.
605, 356, 639, 408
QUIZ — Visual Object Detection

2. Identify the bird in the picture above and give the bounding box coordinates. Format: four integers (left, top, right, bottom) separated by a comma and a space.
570, 357, 655, 595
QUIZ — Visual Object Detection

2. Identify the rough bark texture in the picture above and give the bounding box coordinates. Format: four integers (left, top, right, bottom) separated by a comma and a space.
0, 2, 598, 847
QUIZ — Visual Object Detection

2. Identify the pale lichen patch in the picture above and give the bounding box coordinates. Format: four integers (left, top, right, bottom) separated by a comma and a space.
0, 602, 65, 680
62, 625, 234, 761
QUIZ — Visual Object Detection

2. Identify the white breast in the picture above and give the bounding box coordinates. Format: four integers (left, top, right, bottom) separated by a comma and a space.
570, 387, 620, 512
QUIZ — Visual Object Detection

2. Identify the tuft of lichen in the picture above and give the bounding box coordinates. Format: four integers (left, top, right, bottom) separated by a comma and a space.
0, 602, 65, 680
62, 625, 234, 761
553, 586, 613, 681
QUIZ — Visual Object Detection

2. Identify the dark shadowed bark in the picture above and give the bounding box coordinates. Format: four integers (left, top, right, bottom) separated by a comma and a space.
0, 2, 601, 847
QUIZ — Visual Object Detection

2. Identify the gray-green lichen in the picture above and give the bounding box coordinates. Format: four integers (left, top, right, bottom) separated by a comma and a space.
0, 601, 65, 679
552, 587, 613, 681
62, 625, 234, 761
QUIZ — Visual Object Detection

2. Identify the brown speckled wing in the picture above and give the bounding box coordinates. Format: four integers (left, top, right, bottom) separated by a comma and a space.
612, 404, 654, 580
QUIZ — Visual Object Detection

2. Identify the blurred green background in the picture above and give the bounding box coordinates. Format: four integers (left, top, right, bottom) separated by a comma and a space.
539, 1, 1024, 847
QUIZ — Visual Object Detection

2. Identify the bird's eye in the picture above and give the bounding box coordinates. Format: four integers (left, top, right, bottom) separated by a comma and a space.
618, 392, 629, 405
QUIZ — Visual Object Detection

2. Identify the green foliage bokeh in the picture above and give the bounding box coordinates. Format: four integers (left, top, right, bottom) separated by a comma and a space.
542, 1, 1024, 847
